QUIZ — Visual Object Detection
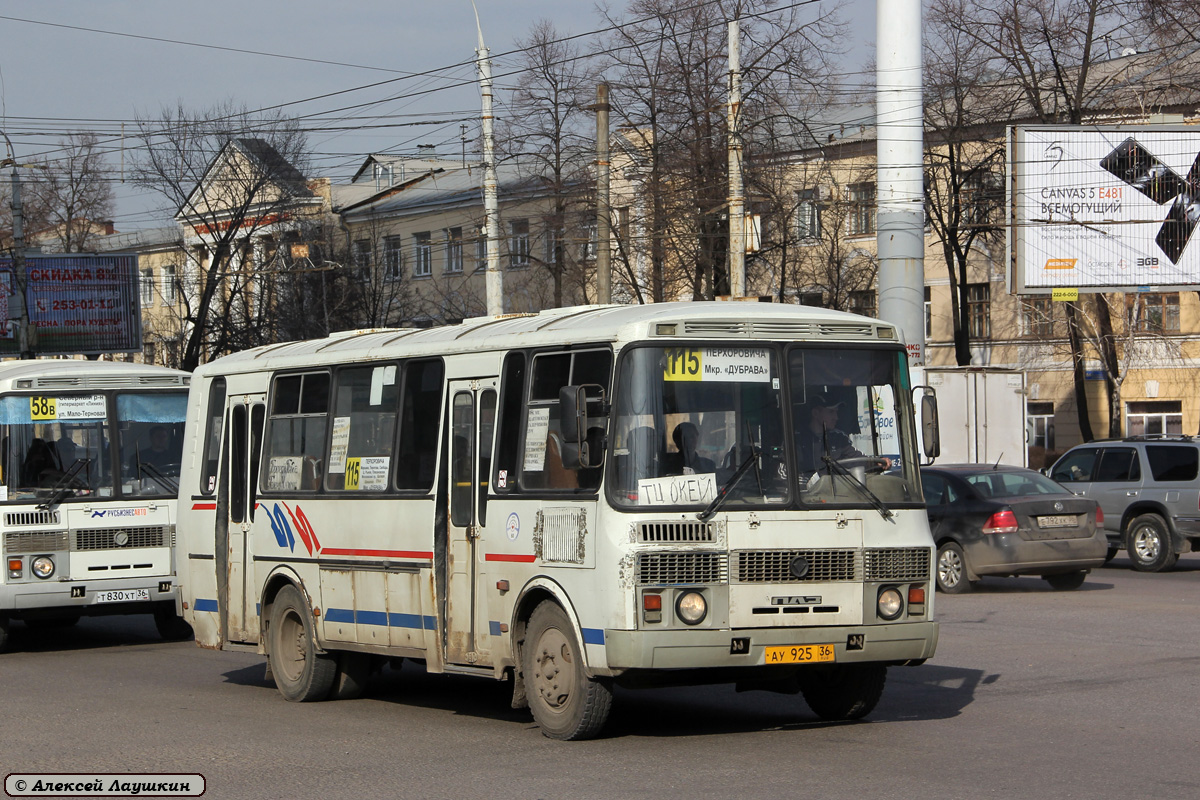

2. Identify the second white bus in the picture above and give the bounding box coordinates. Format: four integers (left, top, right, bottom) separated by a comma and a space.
179, 302, 940, 739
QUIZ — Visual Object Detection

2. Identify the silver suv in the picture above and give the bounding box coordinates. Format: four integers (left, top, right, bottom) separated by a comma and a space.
1049, 436, 1200, 572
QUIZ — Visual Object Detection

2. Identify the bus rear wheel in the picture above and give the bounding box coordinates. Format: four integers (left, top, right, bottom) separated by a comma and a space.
799, 663, 887, 721
153, 602, 193, 641
522, 601, 612, 740
268, 585, 336, 702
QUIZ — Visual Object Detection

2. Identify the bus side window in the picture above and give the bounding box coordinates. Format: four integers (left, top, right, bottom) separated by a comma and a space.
264, 372, 329, 493
396, 359, 444, 492
200, 379, 226, 496
492, 352, 526, 493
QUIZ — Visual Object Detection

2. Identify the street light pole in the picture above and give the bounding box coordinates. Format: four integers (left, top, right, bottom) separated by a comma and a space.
2, 130, 34, 359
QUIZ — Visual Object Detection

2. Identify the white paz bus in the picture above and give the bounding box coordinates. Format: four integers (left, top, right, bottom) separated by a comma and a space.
179, 302, 940, 739
0, 360, 192, 651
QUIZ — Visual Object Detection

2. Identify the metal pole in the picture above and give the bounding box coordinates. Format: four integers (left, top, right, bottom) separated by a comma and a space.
727, 19, 746, 299
595, 83, 612, 305
473, 4, 503, 317
2, 131, 33, 359
876, 0, 925, 369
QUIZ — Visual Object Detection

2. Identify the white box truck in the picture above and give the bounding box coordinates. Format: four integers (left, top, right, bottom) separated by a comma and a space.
926, 367, 1027, 467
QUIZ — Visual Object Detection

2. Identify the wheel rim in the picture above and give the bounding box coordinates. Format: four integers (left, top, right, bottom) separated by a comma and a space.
531, 626, 574, 715
938, 548, 963, 588
276, 609, 308, 684
1132, 527, 1161, 562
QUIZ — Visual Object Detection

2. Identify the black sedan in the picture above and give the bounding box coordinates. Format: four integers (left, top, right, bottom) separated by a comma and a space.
920, 464, 1108, 593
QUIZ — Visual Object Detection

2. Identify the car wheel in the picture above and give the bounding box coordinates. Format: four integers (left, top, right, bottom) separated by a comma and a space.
268, 584, 337, 702
799, 664, 887, 721
1044, 571, 1087, 590
522, 600, 613, 740
936, 542, 971, 593
1126, 514, 1178, 573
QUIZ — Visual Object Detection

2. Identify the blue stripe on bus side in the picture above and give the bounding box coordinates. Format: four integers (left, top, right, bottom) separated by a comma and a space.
489, 620, 502, 636
324, 608, 355, 624
325, 608, 437, 631
193, 599, 218, 613
581, 628, 605, 645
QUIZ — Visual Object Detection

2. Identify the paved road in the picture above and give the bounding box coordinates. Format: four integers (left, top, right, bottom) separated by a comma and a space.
2, 554, 1197, 800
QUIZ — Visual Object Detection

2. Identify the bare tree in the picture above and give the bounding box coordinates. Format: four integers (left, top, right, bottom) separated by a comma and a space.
25, 133, 115, 253
501, 20, 597, 308
132, 102, 318, 370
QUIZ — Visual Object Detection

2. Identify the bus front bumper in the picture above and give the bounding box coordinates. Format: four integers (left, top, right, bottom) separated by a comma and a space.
1, 576, 178, 614
600, 621, 939, 672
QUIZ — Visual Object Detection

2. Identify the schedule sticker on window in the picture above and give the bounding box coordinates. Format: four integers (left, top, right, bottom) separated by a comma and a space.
663, 348, 771, 383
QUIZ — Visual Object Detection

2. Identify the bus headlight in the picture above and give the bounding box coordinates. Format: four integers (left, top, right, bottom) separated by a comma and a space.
675, 591, 707, 625
877, 587, 903, 620
31, 556, 56, 579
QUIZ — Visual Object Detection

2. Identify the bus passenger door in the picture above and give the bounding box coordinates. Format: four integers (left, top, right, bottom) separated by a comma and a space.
445, 379, 497, 666
218, 395, 266, 644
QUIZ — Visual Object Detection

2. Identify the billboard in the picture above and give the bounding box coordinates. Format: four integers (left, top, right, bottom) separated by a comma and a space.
1009, 125, 1200, 294
0, 254, 143, 356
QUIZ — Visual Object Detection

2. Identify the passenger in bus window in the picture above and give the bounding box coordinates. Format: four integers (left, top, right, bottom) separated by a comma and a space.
667, 422, 715, 475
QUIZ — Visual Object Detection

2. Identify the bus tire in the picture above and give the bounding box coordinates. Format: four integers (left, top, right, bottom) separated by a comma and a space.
522, 601, 612, 740
799, 663, 887, 721
327, 651, 371, 700
153, 602, 193, 641
268, 585, 336, 702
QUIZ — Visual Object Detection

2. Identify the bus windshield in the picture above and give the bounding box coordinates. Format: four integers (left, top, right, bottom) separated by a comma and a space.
609, 344, 920, 511
0, 393, 113, 501
117, 392, 189, 497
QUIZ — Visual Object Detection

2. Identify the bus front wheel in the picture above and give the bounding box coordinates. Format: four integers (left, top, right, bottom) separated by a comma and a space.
522, 601, 612, 740
799, 663, 887, 721
268, 585, 337, 702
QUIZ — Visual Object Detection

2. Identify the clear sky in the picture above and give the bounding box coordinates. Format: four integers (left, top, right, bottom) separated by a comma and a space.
0, 0, 875, 230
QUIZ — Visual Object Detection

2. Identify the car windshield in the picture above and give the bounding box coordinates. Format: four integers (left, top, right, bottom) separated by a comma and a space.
963, 470, 1067, 498
608, 343, 920, 511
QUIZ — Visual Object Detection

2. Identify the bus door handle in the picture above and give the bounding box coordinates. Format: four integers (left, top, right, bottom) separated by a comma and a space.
467, 525, 480, 540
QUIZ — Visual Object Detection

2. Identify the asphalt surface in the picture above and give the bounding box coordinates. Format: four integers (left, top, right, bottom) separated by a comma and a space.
2, 553, 1197, 800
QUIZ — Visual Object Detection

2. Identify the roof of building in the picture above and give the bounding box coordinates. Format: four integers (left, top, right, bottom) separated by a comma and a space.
88, 226, 184, 254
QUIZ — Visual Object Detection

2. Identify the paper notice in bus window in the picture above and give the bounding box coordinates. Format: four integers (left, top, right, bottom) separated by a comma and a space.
29, 393, 107, 421
267, 457, 303, 491
637, 473, 718, 506
523, 407, 550, 472
328, 417, 351, 473
359, 456, 390, 490
663, 348, 771, 383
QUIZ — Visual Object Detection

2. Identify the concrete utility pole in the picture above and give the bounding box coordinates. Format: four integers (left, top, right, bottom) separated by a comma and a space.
595, 83, 612, 305
473, 3, 504, 317
727, 19, 746, 298
2, 130, 34, 359
876, 0, 926, 368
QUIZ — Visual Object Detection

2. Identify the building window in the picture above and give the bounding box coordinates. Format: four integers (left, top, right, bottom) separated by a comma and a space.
799, 291, 824, 307
508, 219, 530, 268
967, 283, 991, 338
413, 232, 432, 277
384, 235, 403, 280
1127, 401, 1182, 436
848, 182, 876, 236
1129, 293, 1180, 333
580, 222, 598, 261
140, 268, 155, 307
797, 188, 822, 240
924, 286, 932, 338
143, 341, 158, 366
849, 290, 876, 318
161, 265, 177, 305
444, 227, 463, 274
475, 234, 488, 269
1027, 401, 1055, 451
1020, 297, 1053, 337
353, 239, 371, 270
545, 228, 560, 269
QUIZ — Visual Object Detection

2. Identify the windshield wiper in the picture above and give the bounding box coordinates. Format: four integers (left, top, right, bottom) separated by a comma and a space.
37, 458, 92, 511
697, 446, 759, 522
821, 454, 895, 521
134, 460, 179, 495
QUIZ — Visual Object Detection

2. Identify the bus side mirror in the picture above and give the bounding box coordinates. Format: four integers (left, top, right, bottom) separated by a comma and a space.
918, 389, 940, 462
559, 385, 607, 470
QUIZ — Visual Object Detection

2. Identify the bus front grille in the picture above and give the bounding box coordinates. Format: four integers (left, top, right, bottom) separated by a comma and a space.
864, 548, 931, 581
5, 530, 70, 554
734, 549, 859, 582
74, 525, 174, 551
637, 521, 715, 543
5, 510, 61, 527
636, 552, 727, 585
